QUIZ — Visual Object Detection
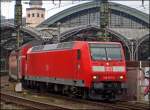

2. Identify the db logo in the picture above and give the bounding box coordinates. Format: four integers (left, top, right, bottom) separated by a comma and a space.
105, 66, 112, 71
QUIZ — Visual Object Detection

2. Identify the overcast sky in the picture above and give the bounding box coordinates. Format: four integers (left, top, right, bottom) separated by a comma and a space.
1, 0, 149, 19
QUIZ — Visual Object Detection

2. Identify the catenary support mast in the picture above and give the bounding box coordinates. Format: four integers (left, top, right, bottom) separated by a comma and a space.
99, 0, 109, 41
15, 0, 22, 81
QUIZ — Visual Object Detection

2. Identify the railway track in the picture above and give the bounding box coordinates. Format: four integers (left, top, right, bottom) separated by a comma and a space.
69, 97, 149, 110
0, 91, 112, 110
114, 101, 150, 110
0, 92, 69, 110
1, 76, 149, 110
1, 91, 149, 110
1, 87, 149, 110
39, 92, 149, 110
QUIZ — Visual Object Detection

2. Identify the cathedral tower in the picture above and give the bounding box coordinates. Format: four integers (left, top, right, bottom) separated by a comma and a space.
26, 0, 45, 27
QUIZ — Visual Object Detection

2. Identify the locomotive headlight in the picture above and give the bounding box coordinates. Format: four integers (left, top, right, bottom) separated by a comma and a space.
119, 76, 124, 80
113, 66, 125, 72
93, 75, 99, 80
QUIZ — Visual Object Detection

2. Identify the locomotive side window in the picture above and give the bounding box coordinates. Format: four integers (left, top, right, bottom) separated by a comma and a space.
77, 49, 81, 60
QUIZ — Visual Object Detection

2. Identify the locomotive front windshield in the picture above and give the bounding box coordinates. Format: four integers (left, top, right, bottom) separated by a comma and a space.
90, 44, 122, 60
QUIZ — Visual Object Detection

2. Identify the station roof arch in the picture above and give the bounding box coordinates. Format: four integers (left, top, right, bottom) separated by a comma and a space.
38, 1, 149, 27
134, 33, 150, 56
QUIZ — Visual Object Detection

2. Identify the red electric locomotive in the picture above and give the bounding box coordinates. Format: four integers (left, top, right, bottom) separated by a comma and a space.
10, 41, 127, 100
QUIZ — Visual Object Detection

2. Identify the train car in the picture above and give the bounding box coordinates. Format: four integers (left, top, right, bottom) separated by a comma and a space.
9, 40, 43, 81
21, 41, 127, 100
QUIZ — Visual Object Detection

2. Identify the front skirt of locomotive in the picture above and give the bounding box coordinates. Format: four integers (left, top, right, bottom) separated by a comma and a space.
89, 82, 127, 100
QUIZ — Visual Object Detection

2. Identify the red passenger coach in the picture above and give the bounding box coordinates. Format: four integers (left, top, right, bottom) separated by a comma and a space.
9, 41, 43, 81
21, 41, 127, 100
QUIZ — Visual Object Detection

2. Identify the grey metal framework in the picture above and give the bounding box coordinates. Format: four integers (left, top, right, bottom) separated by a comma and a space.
38, 2, 149, 28
46, 8, 148, 29
1, 23, 42, 50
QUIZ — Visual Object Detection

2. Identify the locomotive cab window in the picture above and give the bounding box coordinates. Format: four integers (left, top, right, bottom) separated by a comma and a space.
90, 47, 106, 60
89, 43, 122, 61
106, 47, 122, 60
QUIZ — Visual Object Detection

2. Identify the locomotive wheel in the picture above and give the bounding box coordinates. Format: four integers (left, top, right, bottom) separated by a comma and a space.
68, 92, 75, 98
109, 92, 116, 101
22, 80, 27, 88
62, 85, 69, 95
39, 82, 46, 93
81, 89, 89, 99
68, 86, 77, 98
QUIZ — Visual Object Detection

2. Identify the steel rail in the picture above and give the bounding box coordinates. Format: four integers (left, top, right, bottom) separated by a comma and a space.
43, 92, 149, 110
0, 92, 69, 110
41, 92, 129, 110
114, 101, 150, 110
69, 97, 149, 110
